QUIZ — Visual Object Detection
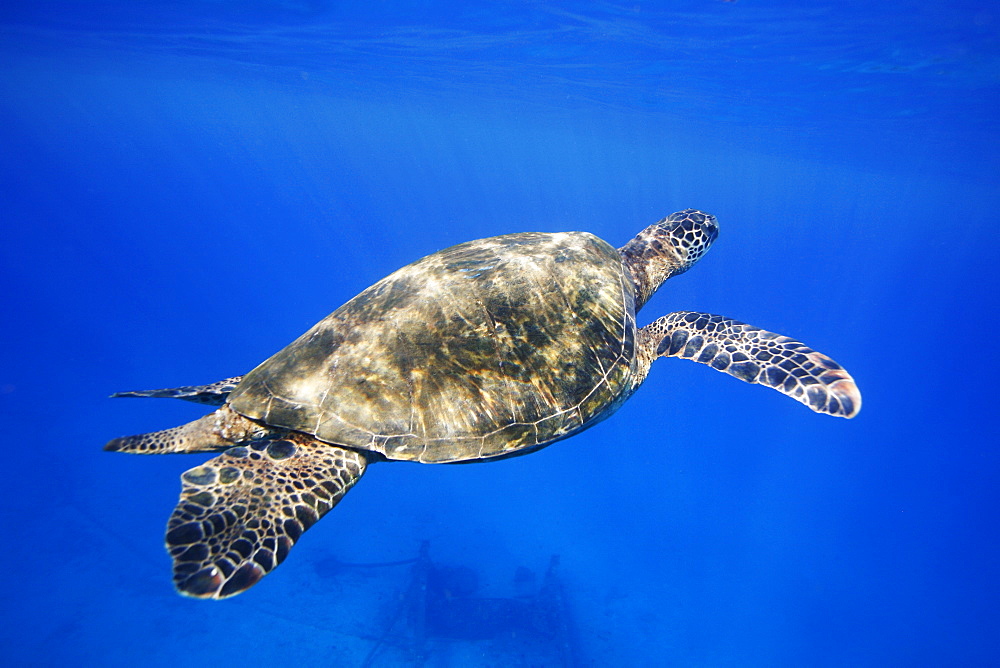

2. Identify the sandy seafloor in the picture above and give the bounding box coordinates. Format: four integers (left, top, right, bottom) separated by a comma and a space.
1, 1, 998, 666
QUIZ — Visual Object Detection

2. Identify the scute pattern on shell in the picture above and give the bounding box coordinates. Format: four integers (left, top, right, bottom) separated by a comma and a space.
229, 232, 637, 462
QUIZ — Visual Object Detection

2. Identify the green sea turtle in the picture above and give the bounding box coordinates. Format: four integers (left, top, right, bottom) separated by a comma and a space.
107, 209, 860, 599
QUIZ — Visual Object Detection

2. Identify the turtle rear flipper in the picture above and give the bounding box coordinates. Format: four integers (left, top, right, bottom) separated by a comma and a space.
111, 376, 244, 406
639, 311, 861, 418
167, 435, 367, 599
104, 405, 266, 454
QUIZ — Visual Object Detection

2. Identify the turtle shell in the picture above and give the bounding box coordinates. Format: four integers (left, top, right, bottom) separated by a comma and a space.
228, 231, 638, 463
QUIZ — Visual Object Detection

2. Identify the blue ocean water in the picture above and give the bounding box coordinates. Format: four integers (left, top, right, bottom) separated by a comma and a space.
1, 0, 997, 665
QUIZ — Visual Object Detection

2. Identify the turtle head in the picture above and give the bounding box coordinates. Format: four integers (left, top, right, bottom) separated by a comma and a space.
618, 209, 719, 311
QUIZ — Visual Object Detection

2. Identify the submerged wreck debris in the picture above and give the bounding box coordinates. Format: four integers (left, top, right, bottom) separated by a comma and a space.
334, 542, 581, 667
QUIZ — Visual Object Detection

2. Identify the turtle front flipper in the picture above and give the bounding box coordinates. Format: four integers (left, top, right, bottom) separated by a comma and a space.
111, 376, 245, 406
638, 311, 861, 418
167, 435, 367, 599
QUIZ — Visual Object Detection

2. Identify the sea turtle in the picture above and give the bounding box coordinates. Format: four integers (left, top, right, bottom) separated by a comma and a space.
107, 209, 860, 599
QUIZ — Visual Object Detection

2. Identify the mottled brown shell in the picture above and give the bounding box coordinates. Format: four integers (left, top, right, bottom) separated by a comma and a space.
228, 232, 637, 463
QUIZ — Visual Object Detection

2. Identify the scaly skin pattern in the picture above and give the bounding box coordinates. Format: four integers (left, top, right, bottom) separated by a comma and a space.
635, 311, 861, 418
618, 209, 719, 311
166, 434, 366, 599
104, 405, 269, 454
